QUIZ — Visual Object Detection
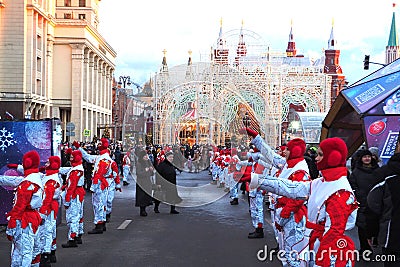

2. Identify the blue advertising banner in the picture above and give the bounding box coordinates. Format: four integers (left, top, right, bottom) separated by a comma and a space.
0, 119, 62, 224
363, 116, 400, 164
342, 71, 400, 114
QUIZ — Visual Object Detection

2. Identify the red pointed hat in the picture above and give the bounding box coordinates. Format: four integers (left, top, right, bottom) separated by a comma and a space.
23, 150, 40, 170
71, 150, 82, 166
286, 138, 306, 160
317, 137, 347, 170
99, 138, 109, 151
47, 156, 61, 170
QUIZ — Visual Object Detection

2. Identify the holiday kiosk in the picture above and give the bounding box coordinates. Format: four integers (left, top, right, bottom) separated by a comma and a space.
321, 58, 400, 163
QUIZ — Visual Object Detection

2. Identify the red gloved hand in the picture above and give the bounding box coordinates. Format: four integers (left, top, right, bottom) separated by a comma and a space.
72, 141, 80, 149
7, 164, 18, 169
7, 235, 13, 241
239, 127, 259, 138
115, 187, 122, 192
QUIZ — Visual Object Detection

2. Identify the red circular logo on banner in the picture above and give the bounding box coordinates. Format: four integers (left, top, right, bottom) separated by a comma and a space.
368, 118, 387, 136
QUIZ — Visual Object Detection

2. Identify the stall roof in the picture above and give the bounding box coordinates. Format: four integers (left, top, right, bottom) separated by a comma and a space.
321, 58, 400, 160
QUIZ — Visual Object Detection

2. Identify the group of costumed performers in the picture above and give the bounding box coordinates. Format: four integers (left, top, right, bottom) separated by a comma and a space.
0, 137, 121, 267
0, 151, 59, 267
73, 138, 121, 234
240, 127, 358, 267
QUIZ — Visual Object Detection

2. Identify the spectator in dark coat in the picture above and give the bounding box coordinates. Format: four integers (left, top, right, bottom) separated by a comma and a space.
135, 150, 154, 216
367, 152, 400, 266
348, 149, 379, 254
154, 151, 182, 214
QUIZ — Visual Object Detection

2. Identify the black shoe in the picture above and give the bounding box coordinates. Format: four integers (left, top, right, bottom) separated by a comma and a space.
123, 181, 130, 186
39, 253, 51, 267
106, 213, 111, 222
61, 240, 78, 248
50, 250, 57, 263
248, 228, 264, 239
88, 224, 104, 234
75, 235, 82, 244
230, 198, 239, 205
103, 223, 107, 232
170, 209, 180, 214
154, 207, 160, 213
140, 210, 148, 217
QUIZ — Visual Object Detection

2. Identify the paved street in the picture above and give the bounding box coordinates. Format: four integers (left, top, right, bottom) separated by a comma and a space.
0, 169, 384, 267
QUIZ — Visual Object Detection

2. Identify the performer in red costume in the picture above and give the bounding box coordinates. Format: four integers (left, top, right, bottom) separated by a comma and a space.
245, 127, 358, 267
38, 156, 62, 265
5, 150, 44, 267
60, 149, 85, 247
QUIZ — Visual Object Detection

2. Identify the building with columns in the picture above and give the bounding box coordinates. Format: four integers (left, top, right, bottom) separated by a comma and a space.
0, 0, 116, 141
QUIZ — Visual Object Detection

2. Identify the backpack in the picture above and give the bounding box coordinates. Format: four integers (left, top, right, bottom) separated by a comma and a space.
304, 156, 319, 180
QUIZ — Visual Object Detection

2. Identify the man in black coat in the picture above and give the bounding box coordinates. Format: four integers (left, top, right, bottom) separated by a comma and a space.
154, 151, 182, 214
367, 153, 400, 266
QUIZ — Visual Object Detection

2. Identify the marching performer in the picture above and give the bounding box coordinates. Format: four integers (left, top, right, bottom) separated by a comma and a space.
60, 149, 85, 248
1, 151, 44, 267
38, 156, 62, 265
246, 128, 358, 267
122, 151, 131, 186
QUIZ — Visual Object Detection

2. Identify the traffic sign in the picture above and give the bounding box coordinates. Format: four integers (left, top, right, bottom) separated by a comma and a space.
66, 122, 75, 132
65, 131, 75, 136
83, 129, 91, 137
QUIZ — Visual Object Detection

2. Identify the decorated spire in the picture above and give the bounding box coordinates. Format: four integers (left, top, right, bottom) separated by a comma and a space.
214, 18, 229, 65
286, 19, 296, 57
388, 3, 398, 46
235, 19, 247, 66
160, 49, 168, 72
328, 18, 336, 49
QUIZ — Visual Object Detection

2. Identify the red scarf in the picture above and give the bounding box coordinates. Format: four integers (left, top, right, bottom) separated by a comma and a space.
24, 168, 39, 176
321, 166, 347, 181
287, 157, 304, 168
45, 169, 59, 175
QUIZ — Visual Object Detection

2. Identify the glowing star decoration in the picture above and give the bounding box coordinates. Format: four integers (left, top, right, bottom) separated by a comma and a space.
25, 121, 51, 149
368, 118, 387, 136
0, 127, 17, 151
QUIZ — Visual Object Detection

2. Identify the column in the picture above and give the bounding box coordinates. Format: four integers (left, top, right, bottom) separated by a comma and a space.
70, 44, 85, 141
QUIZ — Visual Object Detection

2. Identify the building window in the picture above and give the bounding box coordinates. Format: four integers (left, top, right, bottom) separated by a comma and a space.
78, 14, 86, 20
64, 13, 72, 19
79, 0, 86, 7
65, 0, 71, 7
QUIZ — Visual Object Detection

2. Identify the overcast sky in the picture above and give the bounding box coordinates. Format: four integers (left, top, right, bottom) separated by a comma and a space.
98, 0, 398, 87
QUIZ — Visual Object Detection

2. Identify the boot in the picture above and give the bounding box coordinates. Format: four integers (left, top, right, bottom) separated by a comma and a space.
248, 227, 264, 239
87, 223, 103, 234
170, 206, 179, 214
50, 250, 57, 263
102, 222, 107, 232
140, 206, 148, 217
39, 253, 51, 267
106, 213, 111, 222
75, 234, 82, 244
61, 239, 78, 248
230, 198, 239, 205
154, 202, 160, 213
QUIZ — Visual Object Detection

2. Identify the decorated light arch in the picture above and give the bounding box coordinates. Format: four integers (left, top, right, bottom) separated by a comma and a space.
152, 28, 332, 147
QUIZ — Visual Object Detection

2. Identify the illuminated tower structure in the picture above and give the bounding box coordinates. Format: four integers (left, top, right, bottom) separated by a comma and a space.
234, 20, 248, 66
213, 18, 229, 65
286, 20, 297, 57
324, 19, 346, 105
386, 3, 400, 64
